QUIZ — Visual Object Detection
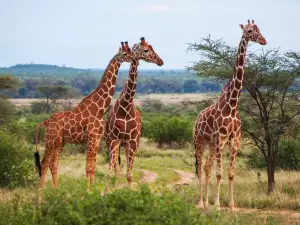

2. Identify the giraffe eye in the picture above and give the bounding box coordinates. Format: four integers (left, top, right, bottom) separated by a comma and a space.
248, 30, 252, 33
143, 49, 149, 53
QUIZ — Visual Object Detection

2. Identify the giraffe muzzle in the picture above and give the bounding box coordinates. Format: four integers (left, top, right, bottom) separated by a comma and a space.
157, 59, 164, 66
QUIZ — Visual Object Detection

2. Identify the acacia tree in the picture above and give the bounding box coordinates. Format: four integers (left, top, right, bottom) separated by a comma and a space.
37, 85, 69, 113
187, 37, 300, 193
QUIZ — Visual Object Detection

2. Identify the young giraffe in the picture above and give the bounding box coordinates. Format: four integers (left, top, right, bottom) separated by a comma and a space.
105, 38, 163, 188
35, 42, 133, 189
193, 20, 266, 210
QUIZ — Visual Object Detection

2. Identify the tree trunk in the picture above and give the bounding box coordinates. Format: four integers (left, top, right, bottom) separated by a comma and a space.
267, 158, 275, 194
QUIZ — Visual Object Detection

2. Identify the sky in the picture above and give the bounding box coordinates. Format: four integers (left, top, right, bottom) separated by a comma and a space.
0, 0, 299, 69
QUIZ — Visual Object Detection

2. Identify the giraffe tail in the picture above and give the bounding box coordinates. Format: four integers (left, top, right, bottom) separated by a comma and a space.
34, 120, 48, 177
118, 147, 121, 166
194, 152, 199, 178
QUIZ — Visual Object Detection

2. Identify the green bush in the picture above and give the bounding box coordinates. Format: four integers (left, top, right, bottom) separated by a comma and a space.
0, 98, 15, 125
143, 115, 193, 148
0, 129, 37, 188
277, 138, 300, 170
247, 138, 300, 170
31, 101, 49, 114
0, 184, 229, 225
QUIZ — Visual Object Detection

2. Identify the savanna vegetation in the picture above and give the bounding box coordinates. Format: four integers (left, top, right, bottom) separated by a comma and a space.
1, 40, 300, 224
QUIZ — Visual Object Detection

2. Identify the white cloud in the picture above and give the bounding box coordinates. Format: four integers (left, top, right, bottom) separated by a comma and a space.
138, 4, 169, 13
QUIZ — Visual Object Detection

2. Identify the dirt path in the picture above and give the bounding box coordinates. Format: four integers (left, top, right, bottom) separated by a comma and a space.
167, 169, 197, 189
139, 169, 158, 184
231, 207, 300, 218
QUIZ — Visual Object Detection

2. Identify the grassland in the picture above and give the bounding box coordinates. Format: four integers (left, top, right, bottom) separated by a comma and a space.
1, 138, 299, 224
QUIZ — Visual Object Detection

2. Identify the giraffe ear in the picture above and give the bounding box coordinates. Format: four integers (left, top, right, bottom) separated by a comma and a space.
239, 24, 244, 30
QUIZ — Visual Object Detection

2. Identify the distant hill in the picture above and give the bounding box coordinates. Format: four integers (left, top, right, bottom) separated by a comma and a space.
0, 64, 101, 77
0, 64, 188, 78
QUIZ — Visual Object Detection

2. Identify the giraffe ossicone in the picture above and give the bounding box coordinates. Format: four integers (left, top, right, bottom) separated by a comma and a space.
193, 20, 266, 210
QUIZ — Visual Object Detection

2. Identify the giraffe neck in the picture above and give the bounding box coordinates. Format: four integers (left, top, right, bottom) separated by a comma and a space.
78, 55, 122, 115
119, 59, 139, 107
223, 37, 249, 108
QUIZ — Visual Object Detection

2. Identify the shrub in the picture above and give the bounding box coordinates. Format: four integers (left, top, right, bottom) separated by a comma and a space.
0, 129, 37, 188
0, 98, 15, 125
277, 138, 300, 170
31, 101, 49, 114
0, 184, 230, 225
143, 115, 193, 148
246, 138, 300, 170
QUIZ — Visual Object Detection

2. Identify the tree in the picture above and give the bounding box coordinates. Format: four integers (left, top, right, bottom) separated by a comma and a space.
37, 85, 69, 113
0, 75, 18, 125
62, 87, 81, 110
187, 36, 300, 193
0, 75, 19, 91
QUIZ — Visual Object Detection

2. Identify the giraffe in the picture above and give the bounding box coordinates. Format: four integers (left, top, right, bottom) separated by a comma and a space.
193, 20, 266, 210
34, 42, 133, 189
105, 37, 163, 188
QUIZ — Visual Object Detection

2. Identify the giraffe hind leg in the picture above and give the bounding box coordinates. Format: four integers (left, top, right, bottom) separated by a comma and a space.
40, 147, 53, 189
194, 138, 204, 209
204, 144, 216, 208
49, 146, 62, 188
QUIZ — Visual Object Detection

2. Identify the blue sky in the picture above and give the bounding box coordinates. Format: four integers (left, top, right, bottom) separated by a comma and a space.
0, 0, 299, 69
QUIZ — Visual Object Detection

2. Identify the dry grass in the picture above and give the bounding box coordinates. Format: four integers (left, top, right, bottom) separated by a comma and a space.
8, 93, 216, 107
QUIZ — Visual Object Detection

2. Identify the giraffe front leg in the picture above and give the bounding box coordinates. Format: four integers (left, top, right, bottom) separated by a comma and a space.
228, 134, 241, 210
194, 139, 204, 209
125, 141, 137, 187
214, 139, 226, 209
106, 140, 121, 192
86, 135, 101, 191
49, 145, 62, 188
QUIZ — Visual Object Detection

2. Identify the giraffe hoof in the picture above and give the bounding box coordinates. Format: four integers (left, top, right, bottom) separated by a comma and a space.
229, 203, 236, 211
229, 206, 236, 212
204, 201, 210, 208
197, 201, 204, 209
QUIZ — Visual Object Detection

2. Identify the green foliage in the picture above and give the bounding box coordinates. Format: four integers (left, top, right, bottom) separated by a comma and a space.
5, 115, 48, 144
277, 138, 300, 170
0, 75, 19, 90
31, 101, 49, 114
0, 98, 16, 125
0, 184, 235, 225
247, 138, 300, 170
0, 129, 37, 188
143, 114, 193, 148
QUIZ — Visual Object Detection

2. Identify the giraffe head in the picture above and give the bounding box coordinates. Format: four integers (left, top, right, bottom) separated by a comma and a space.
131, 37, 164, 66
240, 20, 267, 45
116, 41, 133, 62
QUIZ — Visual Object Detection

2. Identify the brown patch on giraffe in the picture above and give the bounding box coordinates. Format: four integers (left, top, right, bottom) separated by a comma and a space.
222, 104, 231, 117
222, 118, 230, 127
219, 127, 227, 135
230, 98, 237, 106
207, 116, 214, 129
235, 80, 242, 90
240, 45, 245, 54
218, 94, 226, 109
238, 55, 244, 67
215, 110, 221, 119
92, 94, 100, 102
108, 88, 114, 96
236, 68, 243, 80
102, 84, 108, 93
231, 89, 238, 98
